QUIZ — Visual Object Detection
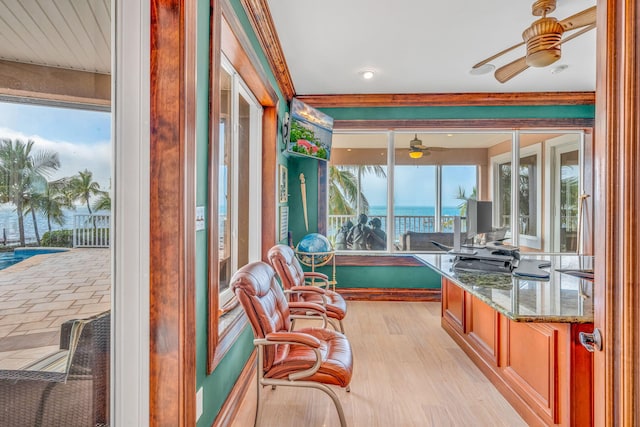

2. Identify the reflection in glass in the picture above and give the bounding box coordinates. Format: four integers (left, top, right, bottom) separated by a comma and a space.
559, 150, 579, 252
218, 67, 232, 292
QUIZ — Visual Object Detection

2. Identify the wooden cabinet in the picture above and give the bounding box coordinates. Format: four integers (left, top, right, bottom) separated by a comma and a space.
441, 278, 593, 426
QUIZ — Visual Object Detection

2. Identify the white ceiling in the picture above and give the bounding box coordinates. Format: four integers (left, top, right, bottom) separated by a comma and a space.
266, 0, 597, 95
0, 0, 111, 74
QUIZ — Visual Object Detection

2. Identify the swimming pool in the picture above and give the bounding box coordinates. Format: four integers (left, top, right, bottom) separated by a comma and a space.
0, 248, 69, 270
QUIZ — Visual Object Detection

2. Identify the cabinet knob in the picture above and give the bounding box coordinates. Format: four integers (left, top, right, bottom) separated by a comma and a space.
579, 328, 602, 352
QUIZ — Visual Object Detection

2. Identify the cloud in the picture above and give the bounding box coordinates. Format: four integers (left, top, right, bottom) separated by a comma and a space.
0, 128, 111, 190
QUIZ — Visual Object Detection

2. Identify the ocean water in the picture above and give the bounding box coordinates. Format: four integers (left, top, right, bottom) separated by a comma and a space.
0, 203, 99, 244
369, 205, 462, 217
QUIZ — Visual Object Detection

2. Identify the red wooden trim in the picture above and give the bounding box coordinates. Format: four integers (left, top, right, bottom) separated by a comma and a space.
593, 1, 640, 425
149, 0, 197, 424
296, 92, 595, 108
337, 287, 440, 301
213, 350, 257, 427
317, 162, 327, 236
335, 254, 429, 267
333, 118, 595, 131
261, 106, 278, 259
239, 0, 295, 100
207, 0, 222, 376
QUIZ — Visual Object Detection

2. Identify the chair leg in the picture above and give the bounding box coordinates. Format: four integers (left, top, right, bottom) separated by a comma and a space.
255, 348, 264, 427
311, 382, 348, 427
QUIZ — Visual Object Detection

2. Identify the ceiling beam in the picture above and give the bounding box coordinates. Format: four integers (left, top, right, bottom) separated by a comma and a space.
296, 92, 595, 108
0, 60, 110, 107
239, 0, 295, 100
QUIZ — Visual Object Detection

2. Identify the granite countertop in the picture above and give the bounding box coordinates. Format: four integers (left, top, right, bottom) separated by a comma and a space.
416, 253, 594, 323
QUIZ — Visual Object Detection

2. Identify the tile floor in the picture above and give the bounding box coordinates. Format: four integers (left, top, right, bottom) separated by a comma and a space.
0, 248, 110, 369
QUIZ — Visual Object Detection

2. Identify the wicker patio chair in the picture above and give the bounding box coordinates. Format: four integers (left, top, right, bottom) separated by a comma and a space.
0, 310, 110, 427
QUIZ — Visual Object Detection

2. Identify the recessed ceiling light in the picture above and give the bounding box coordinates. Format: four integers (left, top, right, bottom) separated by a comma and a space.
361, 70, 375, 80
447, 134, 453, 137
469, 64, 495, 75
551, 64, 569, 74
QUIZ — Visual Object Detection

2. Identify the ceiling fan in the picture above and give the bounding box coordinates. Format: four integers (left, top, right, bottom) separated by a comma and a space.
472, 0, 596, 83
408, 134, 447, 159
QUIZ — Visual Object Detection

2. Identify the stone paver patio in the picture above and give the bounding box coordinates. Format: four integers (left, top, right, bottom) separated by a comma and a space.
0, 248, 110, 369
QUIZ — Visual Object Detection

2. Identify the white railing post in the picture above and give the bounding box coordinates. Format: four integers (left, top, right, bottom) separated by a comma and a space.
72, 214, 111, 248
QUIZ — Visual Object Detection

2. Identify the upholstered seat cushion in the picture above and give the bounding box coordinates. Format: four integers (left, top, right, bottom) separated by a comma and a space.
295, 291, 347, 319
267, 327, 353, 387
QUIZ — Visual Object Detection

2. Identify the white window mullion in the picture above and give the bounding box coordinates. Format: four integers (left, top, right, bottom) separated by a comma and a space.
511, 131, 520, 247
386, 131, 394, 251
435, 165, 442, 232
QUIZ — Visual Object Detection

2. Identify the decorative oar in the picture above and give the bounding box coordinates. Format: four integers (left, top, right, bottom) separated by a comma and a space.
299, 173, 309, 231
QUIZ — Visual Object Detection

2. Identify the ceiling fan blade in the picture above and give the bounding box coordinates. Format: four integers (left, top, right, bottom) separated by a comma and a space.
557, 23, 596, 45
426, 147, 448, 152
559, 6, 597, 31
494, 24, 595, 83
494, 57, 529, 83
472, 41, 525, 69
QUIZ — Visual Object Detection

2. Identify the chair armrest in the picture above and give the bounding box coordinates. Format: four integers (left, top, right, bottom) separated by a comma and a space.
255, 332, 323, 381
304, 271, 329, 280
261, 331, 321, 348
290, 285, 326, 294
303, 272, 330, 288
289, 301, 326, 314
286, 286, 328, 306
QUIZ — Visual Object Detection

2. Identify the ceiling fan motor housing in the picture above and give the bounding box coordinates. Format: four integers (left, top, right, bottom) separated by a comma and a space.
522, 17, 565, 67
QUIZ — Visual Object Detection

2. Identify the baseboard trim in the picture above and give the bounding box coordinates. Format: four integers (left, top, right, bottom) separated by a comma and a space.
213, 350, 256, 427
337, 287, 441, 301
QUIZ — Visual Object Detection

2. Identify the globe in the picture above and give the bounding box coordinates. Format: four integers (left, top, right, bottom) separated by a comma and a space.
295, 233, 333, 266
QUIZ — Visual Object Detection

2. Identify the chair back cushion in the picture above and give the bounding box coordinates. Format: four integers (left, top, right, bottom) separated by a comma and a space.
267, 244, 305, 291
231, 261, 291, 369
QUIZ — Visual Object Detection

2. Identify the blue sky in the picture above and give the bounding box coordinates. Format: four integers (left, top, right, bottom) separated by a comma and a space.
0, 102, 111, 188
361, 165, 476, 208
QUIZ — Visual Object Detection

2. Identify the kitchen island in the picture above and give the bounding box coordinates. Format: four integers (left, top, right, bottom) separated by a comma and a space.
416, 254, 594, 427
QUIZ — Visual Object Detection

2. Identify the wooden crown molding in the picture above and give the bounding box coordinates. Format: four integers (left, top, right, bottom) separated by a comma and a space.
239, 0, 295, 100
296, 92, 595, 108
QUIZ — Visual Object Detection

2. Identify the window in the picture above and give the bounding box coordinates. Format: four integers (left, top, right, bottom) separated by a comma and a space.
217, 56, 263, 304
327, 130, 588, 254
328, 133, 388, 251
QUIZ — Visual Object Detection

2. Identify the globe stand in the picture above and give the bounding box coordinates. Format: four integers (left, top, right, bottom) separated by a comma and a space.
294, 249, 337, 292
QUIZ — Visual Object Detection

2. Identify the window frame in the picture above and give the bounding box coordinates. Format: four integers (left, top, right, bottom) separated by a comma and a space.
327, 128, 588, 255
207, 6, 278, 374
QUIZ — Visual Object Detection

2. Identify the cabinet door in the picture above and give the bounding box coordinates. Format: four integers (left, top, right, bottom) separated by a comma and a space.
466, 295, 499, 364
441, 278, 465, 333
502, 320, 558, 424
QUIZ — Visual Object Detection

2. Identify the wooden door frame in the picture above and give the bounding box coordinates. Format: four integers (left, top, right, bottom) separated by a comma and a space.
594, 0, 640, 424
149, 0, 197, 424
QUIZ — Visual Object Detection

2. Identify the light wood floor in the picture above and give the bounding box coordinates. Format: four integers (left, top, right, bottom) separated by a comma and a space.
234, 301, 527, 427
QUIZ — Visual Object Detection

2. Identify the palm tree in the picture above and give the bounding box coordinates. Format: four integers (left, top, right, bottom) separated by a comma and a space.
69, 169, 102, 214
92, 191, 111, 212
455, 185, 478, 216
0, 139, 60, 246
42, 178, 75, 232
329, 165, 386, 216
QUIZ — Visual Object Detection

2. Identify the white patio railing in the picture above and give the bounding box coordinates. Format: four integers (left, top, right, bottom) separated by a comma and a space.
73, 214, 111, 248
328, 214, 466, 242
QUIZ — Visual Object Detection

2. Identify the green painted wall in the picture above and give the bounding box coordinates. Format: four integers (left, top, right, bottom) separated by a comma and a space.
321, 104, 595, 120
316, 263, 441, 289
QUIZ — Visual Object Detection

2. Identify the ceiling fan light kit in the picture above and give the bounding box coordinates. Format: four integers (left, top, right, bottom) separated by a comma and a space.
409, 148, 423, 159
522, 17, 564, 67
